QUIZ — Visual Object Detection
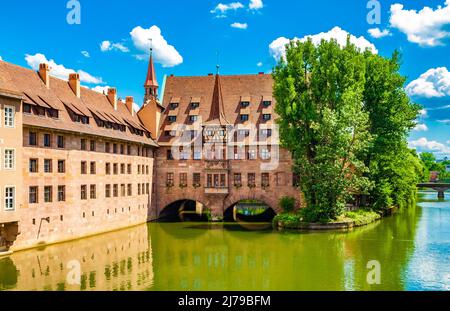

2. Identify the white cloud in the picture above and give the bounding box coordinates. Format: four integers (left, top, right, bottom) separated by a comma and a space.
81, 51, 90, 58
25, 53, 104, 84
413, 123, 429, 131
437, 119, 450, 124
368, 28, 391, 38
409, 137, 450, 155
257, 61, 263, 67
231, 22, 248, 29
211, 2, 244, 16
0, 56, 2, 61
389, 1, 450, 47
406, 67, 450, 98
133, 102, 141, 112
419, 109, 428, 117
269, 27, 378, 60
249, 0, 263, 10
91, 85, 111, 94
130, 25, 183, 68
100, 40, 129, 53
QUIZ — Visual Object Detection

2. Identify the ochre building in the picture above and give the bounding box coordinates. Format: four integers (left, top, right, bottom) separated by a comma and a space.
0, 54, 301, 253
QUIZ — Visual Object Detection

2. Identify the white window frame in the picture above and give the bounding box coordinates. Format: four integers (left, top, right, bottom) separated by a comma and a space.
4, 148, 15, 170
260, 148, 271, 160
4, 105, 15, 128
4, 186, 15, 211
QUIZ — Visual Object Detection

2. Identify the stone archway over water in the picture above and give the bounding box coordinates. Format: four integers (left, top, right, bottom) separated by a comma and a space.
159, 199, 210, 222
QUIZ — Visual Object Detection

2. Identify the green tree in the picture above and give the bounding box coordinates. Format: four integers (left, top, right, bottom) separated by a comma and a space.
362, 50, 422, 210
273, 38, 372, 222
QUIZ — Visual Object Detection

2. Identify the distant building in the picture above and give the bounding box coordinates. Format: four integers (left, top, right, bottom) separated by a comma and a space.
445, 165, 450, 173
430, 171, 440, 182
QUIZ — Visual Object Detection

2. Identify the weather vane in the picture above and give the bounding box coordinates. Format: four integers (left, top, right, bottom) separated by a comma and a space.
216, 50, 220, 74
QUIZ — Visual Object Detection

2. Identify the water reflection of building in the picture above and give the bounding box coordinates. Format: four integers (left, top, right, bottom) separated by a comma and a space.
3, 224, 153, 291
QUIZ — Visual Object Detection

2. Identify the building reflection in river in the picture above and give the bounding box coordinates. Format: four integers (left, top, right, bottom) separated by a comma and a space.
1, 225, 153, 291
0, 197, 430, 291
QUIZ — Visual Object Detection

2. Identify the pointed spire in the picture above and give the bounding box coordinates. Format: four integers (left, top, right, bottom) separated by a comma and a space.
144, 39, 158, 103
206, 73, 229, 125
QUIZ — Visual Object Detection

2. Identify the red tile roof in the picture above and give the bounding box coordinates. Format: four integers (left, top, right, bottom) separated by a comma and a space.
0, 60, 157, 146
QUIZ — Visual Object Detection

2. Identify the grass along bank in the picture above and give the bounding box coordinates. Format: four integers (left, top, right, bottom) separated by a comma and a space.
274, 209, 382, 230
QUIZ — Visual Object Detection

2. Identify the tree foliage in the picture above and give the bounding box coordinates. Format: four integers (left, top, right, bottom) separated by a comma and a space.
273, 38, 423, 222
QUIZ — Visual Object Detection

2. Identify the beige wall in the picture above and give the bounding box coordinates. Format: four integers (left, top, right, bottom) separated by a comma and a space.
12, 127, 154, 251
0, 95, 22, 224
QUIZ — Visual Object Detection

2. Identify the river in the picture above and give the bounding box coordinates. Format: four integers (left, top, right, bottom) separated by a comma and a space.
0, 191, 449, 291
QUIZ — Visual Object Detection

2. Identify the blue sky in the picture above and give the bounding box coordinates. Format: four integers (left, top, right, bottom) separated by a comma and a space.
0, 0, 449, 158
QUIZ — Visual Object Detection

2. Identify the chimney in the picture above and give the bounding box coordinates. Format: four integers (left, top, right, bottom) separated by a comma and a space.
69, 73, 81, 98
107, 88, 118, 110
125, 96, 135, 116
39, 63, 50, 88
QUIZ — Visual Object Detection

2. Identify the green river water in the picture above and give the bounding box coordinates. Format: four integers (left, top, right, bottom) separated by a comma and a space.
0, 191, 449, 291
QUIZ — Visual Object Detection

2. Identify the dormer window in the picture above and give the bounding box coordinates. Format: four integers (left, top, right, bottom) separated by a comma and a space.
241, 101, 250, 108
262, 114, 271, 121
23, 103, 32, 114
170, 103, 179, 109
263, 101, 271, 107
168, 116, 177, 123
240, 114, 249, 121
37, 106, 46, 116
189, 115, 198, 122
191, 102, 200, 109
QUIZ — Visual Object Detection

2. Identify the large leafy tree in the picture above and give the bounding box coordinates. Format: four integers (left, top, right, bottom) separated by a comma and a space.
362, 51, 422, 210
273, 38, 423, 221
273, 38, 372, 222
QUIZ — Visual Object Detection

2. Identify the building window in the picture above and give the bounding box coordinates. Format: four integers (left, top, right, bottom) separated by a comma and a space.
240, 114, 249, 121
44, 186, 53, 203
57, 135, 65, 148
105, 142, 110, 153
105, 184, 111, 198
191, 102, 200, 109
193, 173, 201, 187
168, 116, 177, 123
146, 183, 150, 194
238, 129, 250, 137
261, 129, 272, 137
58, 186, 66, 202
44, 159, 53, 173
29, 158, 38, 173
248, 149, 257, 160
113, 143, 118, 154
29, 186, 38, 204
24, 103, 32, 114
234, 173, 242, 187
105, 163, 111, 175
4, 106, 14, 127
90, 162, 96, 174
81, 161, 87, 174
138, 165, 141, 174
189, 115, 198, 122
81, 139, 87, 151
120, 144, 124, 155
127, 184, 132, 196
120, 184, 126, 197
170, 103, 179, 109
166, 173, 174, 187
80, 185, 87, 200
127, 164, 132, 174
90, 185, 96, 199
113, 184, 118, 197
57, 160, 65, 173
293, 173, 300, 187
146, 165, 149, 175
4, 149, 15, 170
248, 173, 256, 188
29, 132, 37, 146
241, 101, 250, 108
167, 150, 174, 160
260, 148, 271, 160
138, 184, 141, 195
180, 173, 187, 187
113, 163, 118, 175
194, 150, 202, 160
4, 187, 15, 210
263, 101, 271, 107
262, 114, 272, 121
120, 163, 125, 174
90, 140, 96, 152
127, 145, 131, 155
43, 133, 51, 147
262, 173, 270, 187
